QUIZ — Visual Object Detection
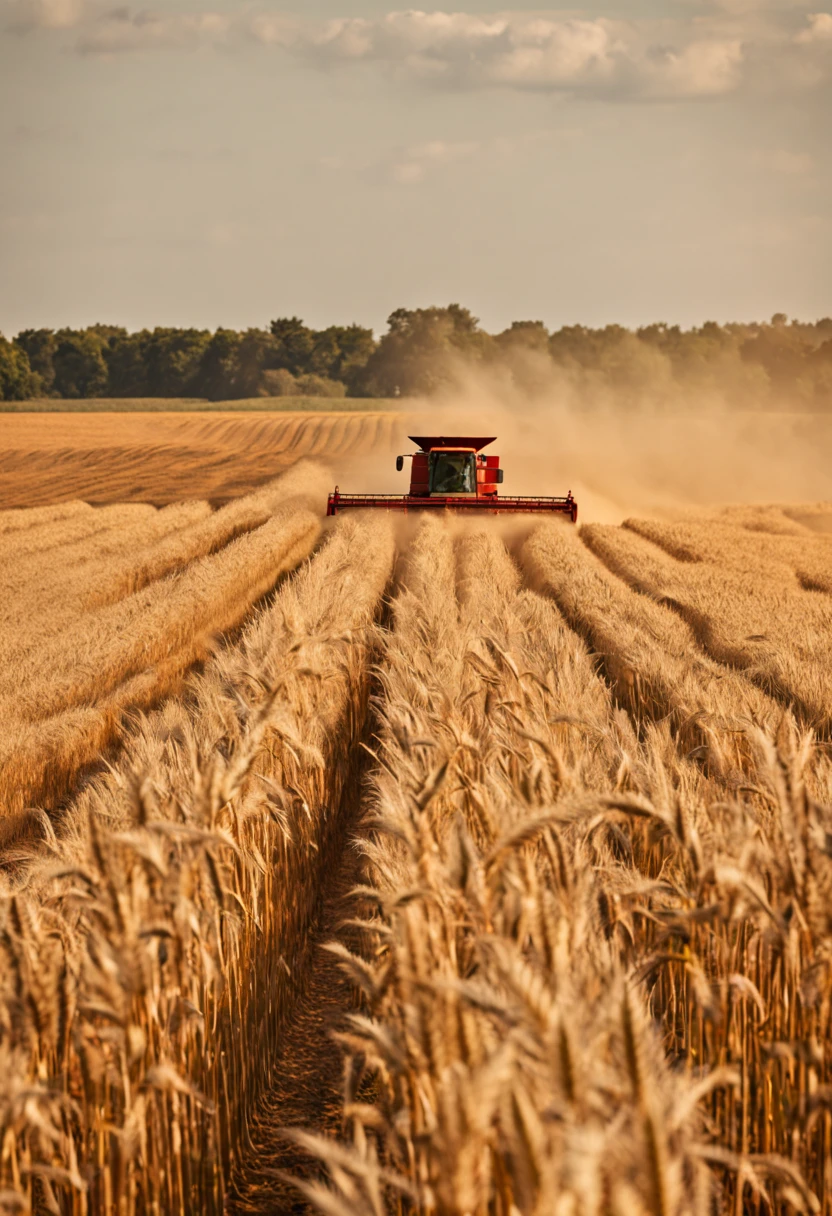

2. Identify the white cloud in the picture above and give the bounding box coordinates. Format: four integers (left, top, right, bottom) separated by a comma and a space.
5, 5, 831, 99
388, 139, 480, 184
246, 10, 746, 100
642, 38, 744, 97
4, 0, 232, 48
5, 0, 85, 31
75, 9, 230, 54
796, 11, 832, 40
245, 14, 302, 50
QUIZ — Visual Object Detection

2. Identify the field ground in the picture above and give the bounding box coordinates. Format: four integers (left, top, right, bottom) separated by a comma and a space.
0, 395, 397, 413
2, 438, 832, 1214
0, 409, 398, 507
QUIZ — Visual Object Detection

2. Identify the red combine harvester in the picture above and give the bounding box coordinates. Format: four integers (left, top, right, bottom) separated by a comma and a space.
327, 435, 578, 520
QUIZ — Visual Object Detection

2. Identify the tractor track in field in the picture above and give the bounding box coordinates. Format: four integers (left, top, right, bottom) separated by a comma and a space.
225, 558, 397, 1214
225, 702, 376, 1215
577, 528, 827, 737
225, 834, 366, 1215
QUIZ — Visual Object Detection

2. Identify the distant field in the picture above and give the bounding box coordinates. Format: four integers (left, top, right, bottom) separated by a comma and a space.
0, 396, 397, 413
0, 409, 398, 508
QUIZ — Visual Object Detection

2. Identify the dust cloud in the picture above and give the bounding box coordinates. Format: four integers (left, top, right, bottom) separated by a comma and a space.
341, 359, 832, 523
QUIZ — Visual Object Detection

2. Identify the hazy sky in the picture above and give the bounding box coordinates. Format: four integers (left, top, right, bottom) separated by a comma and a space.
1, 0, 830, 336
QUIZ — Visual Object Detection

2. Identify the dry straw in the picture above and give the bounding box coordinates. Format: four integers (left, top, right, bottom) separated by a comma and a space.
2, 504, 831, 1216
0, 511, 395, 1213
581, 521, 832, 736
0, 498, 93, 535
0, 467, 334, 817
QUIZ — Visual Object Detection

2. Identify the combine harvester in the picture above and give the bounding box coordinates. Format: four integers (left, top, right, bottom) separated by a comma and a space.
327, 435, 578, 520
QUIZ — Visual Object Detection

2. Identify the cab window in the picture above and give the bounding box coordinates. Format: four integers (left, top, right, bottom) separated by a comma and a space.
429, 452, 475, 494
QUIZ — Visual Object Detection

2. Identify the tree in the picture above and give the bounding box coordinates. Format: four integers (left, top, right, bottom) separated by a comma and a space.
492, 322, 551, 393
306, 324, 376, 390
6, 309, 828, 408
233, 328, 280, 398
741, 326, 812, 391
499, 320, 548, 342
358, 305, 487, 397
52, 330, 108, 398
196, 329, 242, 401
106, 332, 150, 397
294, 373, 346, 399
14, 329, 56, 394
0, 334, 37, 400
550, 324, 615, 370
269, 317, 315, 376
143, 329, 211, 397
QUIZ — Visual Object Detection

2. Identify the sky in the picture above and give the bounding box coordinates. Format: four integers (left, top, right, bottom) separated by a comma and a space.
0, 0, 830, 337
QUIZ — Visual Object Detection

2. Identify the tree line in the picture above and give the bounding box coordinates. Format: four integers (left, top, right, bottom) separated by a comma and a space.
1, 306, 831, 408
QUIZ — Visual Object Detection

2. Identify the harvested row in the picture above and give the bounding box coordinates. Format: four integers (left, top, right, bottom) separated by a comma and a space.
0, 410, 397, 508
301, 517, 722, 1215
0, 461, 331, 665
0, 499, 212, 645
623, 514, 832, 593
81, 458, 332, 610
582, 521, 832, 734
712, 502, 832, 536
784, 502, 832, 534
0, 513, 396, 1214
3, 504, 320, 720
707, 503, 814, 536
0, 500, 157, 565
0, 498, 93, 535
0, 503, 322, 814
0, 462, 331, 713
520, 519, 785, 779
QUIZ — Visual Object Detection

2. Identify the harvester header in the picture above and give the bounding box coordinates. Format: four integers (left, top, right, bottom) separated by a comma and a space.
326, 434, 578, 520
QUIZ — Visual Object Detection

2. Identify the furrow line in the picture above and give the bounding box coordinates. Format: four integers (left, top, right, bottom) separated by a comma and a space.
581, 520, 832, 738
517, 518, 787, 780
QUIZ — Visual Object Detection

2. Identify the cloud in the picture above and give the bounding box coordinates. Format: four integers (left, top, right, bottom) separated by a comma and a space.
75, 8, 230, 54
5, 0, 85, 31
5, 5, 831, 100
796, 10, 832, 40
246, 11, 748, 100
387, 139, 480, 184
4, 0, 232, 48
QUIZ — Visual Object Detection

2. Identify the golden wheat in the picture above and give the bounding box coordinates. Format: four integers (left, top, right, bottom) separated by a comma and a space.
520, 518, 785, 779
0, 500, 212, 661
582, 520, 832, 734
0, 497, 92, 534
624, 513, 832, 594
300, 517, 721, 1214
1, 489, 831, 1216
0, 468, 332, 818
0, 511, 394, 1213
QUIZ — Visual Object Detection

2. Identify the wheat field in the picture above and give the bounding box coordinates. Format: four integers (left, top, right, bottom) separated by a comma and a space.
1, 454, 832, 1215
0, 411, 398, 508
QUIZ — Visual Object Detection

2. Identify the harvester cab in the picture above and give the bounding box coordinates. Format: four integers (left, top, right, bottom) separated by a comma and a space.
327, 435, 577, 520
397, 436, 501, 499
